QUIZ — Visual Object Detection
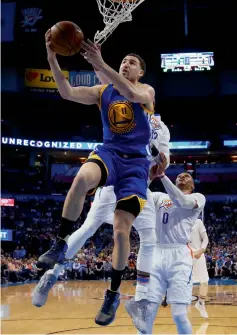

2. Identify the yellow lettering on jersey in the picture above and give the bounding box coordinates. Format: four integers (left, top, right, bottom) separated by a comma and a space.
108, 101, 135, 134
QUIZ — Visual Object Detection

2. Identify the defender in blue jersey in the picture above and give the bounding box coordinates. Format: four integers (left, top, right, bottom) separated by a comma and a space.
36, 34, 155, 325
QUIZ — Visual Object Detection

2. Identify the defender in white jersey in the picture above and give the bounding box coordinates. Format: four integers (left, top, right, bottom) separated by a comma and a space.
32, 116, 170, 308
125, 153, 206, 334
190, 218, 209, 318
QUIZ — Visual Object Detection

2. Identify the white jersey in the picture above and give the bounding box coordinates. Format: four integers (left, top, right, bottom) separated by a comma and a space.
153, 192, 206, 244
147, 115, 170, 166
190, 219, 207, 251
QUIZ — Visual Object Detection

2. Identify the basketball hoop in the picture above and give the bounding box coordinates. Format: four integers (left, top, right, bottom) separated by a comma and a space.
94, 0, 145, 45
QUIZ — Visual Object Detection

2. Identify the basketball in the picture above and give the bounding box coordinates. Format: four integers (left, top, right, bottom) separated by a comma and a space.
49, 21, 84, 56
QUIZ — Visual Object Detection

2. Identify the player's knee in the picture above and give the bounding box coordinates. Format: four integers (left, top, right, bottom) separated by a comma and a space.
136, 228, 156, 273
70, 161, 103, 195
171, 304, 192, 335
171, 303, 188, 319
113, 226, 130, 244
136, 245, 155, 273
70, 173, 88, 194
71, 172, 96, 195
113, 214, 132, 243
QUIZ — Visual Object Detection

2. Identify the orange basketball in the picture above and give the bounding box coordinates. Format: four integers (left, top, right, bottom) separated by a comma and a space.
49, 21, 84, 56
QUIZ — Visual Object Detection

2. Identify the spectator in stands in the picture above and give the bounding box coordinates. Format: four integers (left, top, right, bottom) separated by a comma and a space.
19, 246, 26, 259
1, 257, 9, 283
103, 257, 112, 280
1, 197, 237, 285
64, 260, 74, 280
72, 259, 81, 279
13, 246, 21, 259
78, 259, 88, 279
88, 261, 96, 280
221, 257, 233, 278
95, 258, 104, 279
215, 256, 224, 276
231, 261, 237, 279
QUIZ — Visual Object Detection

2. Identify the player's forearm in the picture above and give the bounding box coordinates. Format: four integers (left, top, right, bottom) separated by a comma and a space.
99, 63, 138, 101
152, 140, 170, 167
160, 175, 196, 209
48, 56, 72, 98
94, 68, 111, 85
159, 135, 170, 168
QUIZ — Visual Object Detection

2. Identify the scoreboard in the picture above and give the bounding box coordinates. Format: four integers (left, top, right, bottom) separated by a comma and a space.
161, 52, 214, 72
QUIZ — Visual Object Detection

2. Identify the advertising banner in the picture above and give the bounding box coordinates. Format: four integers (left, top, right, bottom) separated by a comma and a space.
1, 137, 210, 150
25, 69, 69, 93
224, 140, 237, 147
0, 198, 15, 207
69, 71, 100, 87
0, 230, 13, 241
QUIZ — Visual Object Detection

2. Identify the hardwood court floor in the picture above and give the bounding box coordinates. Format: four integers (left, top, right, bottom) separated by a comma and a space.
1, 280, 237, 334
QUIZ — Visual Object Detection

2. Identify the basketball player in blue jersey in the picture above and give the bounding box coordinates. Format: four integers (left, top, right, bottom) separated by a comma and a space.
36, 33, 155, 325
32, 114, 170, 312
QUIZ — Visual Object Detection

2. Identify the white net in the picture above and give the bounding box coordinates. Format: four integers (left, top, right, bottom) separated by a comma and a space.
94, 0, 145, 44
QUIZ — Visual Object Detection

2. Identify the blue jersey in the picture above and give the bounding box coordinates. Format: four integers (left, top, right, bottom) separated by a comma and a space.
99, 84, 153, 156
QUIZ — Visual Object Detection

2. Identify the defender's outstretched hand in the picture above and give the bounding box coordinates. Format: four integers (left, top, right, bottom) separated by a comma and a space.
149, 153, 167, 181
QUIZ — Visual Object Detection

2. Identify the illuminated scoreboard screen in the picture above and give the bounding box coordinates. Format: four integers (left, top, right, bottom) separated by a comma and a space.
161, 52, 214, 72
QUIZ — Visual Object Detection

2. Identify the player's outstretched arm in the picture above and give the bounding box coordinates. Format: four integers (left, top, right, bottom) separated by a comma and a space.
45, 30, 101, 105
93, 44, 112, 85
149, 153, 205, 209
94, 68, 111, 85
48, 55, 101, 104
81, 39, 155, 104
160, 176, 205, 209
161, 175, 198, 209
99, 65, 155, 104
